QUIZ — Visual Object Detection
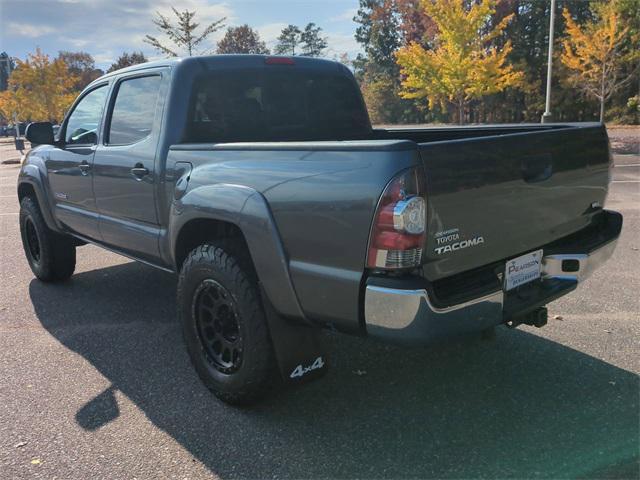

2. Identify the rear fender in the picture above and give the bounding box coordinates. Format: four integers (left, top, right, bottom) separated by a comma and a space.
169, 183, 307, 323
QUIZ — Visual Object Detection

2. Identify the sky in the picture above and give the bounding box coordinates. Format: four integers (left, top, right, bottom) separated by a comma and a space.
0, 0, 362, 70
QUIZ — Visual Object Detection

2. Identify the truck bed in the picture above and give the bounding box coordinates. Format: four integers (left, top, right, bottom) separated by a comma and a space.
166, 122, 611, 330
372, 122, 578, 143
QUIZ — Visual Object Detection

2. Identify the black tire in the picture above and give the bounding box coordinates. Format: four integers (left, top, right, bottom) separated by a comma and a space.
177, 243, 277, 405
19, 196, 76, 282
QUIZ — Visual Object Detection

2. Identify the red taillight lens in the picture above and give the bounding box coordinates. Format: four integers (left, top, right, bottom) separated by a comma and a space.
367, 168, 426, 269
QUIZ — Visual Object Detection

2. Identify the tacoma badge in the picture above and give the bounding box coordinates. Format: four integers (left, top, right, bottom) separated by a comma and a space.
435, 236, 485, 255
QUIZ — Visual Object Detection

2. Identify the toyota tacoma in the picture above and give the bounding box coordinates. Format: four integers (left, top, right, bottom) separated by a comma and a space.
18, 55, 622, 404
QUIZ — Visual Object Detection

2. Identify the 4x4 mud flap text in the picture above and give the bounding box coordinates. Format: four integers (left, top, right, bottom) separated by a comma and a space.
260, 286, 328, 384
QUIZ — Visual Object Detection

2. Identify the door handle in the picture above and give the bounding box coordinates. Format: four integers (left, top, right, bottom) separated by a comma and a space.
79, 161, 91, 176
130, 163, 149, 179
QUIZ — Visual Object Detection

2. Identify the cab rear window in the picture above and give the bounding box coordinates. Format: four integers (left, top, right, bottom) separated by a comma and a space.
185, 69, 371, 143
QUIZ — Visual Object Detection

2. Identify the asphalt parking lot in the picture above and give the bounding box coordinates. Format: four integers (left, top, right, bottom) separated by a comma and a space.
0, 152, 638, 479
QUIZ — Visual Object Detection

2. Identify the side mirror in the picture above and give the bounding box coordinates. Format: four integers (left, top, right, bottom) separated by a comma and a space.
25, 122, 55, 146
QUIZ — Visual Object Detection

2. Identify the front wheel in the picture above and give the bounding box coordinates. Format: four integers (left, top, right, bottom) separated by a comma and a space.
19, 196, 76, 282
177, 244, 277, 405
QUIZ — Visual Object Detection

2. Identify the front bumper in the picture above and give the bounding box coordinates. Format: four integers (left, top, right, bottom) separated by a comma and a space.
364, 211, 622, 344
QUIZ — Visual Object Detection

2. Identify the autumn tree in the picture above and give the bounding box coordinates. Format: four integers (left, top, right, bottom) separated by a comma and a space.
274, 23, 327, 57
0, 49, 77, 123
353, 0, 419, 123
216, 25, 269, 54
144, 7, 226, 56
361, 76, 408, 124
395, 0, 436, 46
561, 1, 639, 122
396, 0, 523, 124
57, 51, 103, 90
107, 52, 148, 73
479, 0, 596, 123
354, 0, 402, 73
611, 0, 640, 123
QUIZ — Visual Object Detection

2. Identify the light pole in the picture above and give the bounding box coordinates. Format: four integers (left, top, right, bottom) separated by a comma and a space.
541, 0, 557, 123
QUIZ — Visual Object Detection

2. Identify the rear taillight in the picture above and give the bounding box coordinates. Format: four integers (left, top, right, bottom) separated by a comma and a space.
367, 168, 426, 269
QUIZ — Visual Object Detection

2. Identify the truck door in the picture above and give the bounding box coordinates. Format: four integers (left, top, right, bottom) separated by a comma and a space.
92, 72, 165, 262
46, 83, 109, 241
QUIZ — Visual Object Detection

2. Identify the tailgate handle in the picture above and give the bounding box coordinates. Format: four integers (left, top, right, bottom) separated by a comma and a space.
522, 157, 553, 183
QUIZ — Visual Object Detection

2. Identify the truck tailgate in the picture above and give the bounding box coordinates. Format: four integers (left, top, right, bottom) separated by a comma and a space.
419, 124, 611, 280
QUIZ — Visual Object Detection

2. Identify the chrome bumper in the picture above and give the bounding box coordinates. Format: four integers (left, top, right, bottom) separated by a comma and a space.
364, 237, 619, 344
540, 239, 617, 282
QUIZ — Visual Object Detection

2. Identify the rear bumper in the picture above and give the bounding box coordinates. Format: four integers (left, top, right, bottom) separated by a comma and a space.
364, 210, 622, 344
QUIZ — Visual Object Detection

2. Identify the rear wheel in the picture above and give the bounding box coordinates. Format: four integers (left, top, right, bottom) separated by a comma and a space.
19, 196, 76, 282
177, 243, 277, 405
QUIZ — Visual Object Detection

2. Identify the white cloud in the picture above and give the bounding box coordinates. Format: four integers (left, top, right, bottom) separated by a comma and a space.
66, 37, 91, 48
330, 8, 358, 23
6, 22, 55, 38
92, 51, 118, 65
255, 22, 288, 48
2, 0, 362, 69
152, 1, 235, 27
325, 32, 361, 57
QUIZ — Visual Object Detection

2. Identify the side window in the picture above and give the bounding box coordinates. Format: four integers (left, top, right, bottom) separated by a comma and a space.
107, 76, 161, 145
65, 85, 108, 145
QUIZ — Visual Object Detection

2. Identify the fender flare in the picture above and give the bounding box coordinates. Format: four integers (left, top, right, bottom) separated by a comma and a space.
18, 159, 60, 232
169, 183, 307, 323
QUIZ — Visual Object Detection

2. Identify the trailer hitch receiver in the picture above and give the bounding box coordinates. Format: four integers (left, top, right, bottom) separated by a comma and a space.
506, 306, 548, 329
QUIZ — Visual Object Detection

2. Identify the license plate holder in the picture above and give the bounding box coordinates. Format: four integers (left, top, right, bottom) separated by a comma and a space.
504, 249, 543, 291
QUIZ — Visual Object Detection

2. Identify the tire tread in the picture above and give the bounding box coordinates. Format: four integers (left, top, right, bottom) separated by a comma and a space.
19, 196, 75, 282
177, 242, 276, 405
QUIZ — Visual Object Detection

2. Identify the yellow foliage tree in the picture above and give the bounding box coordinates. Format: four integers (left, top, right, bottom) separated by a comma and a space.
561, 1, 639, 122
0, 49, 78, 125
395, 0, 523, 124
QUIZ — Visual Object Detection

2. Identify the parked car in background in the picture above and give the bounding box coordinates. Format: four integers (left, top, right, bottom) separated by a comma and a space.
18, 55, 622, 405
1, 123, 26, 137
2, 126, 16, 137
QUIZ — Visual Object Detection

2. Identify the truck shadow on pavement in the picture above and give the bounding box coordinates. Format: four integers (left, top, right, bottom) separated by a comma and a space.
29, 261, 639, 479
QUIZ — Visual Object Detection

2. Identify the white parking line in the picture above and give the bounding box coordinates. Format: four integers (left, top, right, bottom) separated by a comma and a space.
614, 164, 640, 168
612, 180, 640, 183
0, 212, 18, 216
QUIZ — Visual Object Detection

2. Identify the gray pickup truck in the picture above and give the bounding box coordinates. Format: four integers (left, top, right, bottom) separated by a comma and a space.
19, 55, 622, 404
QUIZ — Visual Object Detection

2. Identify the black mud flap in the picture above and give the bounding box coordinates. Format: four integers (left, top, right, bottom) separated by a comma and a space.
260, 287, 328, 385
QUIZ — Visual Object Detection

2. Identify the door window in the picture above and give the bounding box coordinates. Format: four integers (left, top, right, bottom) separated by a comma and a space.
107, 76, 161, 145
65, 85, 108, 145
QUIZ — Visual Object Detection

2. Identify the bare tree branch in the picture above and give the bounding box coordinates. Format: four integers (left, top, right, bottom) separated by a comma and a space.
145, 8, 226, 57
143, 35, 178, 57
